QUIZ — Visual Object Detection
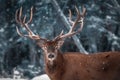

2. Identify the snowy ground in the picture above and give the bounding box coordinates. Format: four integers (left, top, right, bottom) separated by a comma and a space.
0, 78, 27, 80
0, 74, 50, 80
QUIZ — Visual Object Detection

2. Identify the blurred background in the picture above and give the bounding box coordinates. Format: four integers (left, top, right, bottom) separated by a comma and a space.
0, 0, 120, 79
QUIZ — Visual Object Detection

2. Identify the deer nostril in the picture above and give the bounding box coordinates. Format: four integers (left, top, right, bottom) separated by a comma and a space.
48, 54, 55, 58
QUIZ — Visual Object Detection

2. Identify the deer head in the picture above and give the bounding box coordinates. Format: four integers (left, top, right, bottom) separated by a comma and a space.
15, 6, 86, 65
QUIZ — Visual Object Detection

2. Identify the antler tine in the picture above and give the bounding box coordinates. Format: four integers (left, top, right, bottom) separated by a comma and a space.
76, 6, 86, 33
70, 6, 81, 33
57, 6, 86, 39
74, 6, 85, 33
16, 26, 29, 37
54, 30, 64, 41
81, 6, 86, 17
15, 9, 20, 24
15, 7, 25, 25
19, 7, 34, 35
23, 15, 27, 23
16, 7, 30, 34
15, 7, 25, 37
19, 7, 23, 24
26, 6, 33, 24
75, 6, 80, 18
15, 7, 44, 40
76, 7, 86, 33
68, 9, 74, 24
21, 7, 35, 36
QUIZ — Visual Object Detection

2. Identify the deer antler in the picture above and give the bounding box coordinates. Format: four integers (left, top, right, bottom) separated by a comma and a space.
56, 6, 86, 40
15, 7, 46, 40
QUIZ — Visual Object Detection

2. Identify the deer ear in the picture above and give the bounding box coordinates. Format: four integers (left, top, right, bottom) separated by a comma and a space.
56, 39, 64, 49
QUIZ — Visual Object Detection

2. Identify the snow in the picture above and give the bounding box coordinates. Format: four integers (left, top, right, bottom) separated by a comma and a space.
32, 74, 50, 80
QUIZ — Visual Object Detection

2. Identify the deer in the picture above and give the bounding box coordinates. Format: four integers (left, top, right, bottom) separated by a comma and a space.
15, 7, 120, 80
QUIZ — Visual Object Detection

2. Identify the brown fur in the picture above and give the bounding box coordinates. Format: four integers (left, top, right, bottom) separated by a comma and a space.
45, 51, 120, 80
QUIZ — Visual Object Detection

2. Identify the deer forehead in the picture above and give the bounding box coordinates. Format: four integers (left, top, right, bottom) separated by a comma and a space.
43, 41, 58, 50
